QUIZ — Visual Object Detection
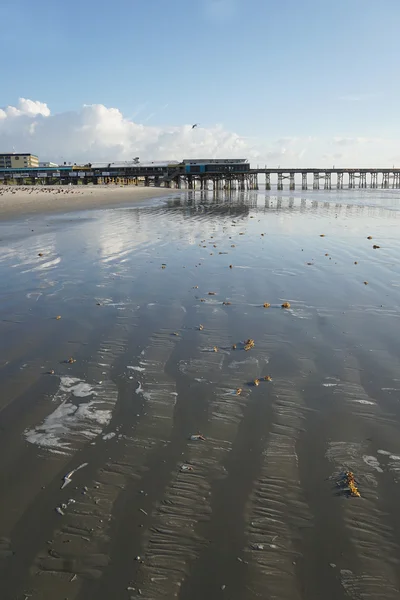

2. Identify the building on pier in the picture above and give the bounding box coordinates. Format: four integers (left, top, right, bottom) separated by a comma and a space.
182, 159, 250, 175
39, 161, 58, 167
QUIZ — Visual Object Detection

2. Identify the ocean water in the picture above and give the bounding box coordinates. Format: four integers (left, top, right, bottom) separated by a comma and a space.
1, 188, 400, 600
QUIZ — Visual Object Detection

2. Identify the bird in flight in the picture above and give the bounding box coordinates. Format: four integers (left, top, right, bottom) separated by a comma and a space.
192, 123, 198, 129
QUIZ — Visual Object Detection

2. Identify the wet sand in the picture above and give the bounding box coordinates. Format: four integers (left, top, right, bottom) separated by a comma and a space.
1, 189, 400, 599
0, 185, 177, 220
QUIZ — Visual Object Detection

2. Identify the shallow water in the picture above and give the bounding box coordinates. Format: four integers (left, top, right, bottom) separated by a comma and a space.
1, 188, 400, 600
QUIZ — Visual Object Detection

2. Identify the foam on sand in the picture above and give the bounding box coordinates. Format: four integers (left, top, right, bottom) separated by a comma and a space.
25, 375, 117, 454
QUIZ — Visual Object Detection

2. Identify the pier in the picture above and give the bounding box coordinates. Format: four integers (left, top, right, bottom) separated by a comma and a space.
252, 168, 400, 190
163, 168, 400, 191
1, 161, 400, 190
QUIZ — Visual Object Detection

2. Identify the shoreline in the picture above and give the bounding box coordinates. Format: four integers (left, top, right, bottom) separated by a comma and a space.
0, 185, 179, 220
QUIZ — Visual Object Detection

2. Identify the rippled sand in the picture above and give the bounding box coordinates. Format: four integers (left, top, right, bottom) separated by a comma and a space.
1, 189, 400, 600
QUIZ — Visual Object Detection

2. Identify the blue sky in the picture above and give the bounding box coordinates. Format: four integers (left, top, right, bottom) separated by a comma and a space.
1, 0, 400, 165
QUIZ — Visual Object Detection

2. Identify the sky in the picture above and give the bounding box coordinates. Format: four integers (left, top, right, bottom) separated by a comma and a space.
1, 0, 400, 167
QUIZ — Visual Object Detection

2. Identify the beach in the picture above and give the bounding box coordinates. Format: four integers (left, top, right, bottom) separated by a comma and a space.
1, 188, 400, 600
0, 185, 178, 220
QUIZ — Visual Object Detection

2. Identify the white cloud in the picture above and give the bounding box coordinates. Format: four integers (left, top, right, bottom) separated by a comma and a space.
338, 93, 381, 102
325, 136, 400, 167
274, 137, 299, 146
1, 98, 400, 168
3, 98, 50, 118
0, 97, 292, 164
322, 153, 344, 161
333, 136, 380, 146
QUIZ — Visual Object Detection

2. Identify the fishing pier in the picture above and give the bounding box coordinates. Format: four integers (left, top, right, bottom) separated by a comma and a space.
1, 160, 400, 190
254, 168, 400, 190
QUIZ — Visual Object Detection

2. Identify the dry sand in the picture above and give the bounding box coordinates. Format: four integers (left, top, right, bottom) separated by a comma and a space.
0, 185, 178, 220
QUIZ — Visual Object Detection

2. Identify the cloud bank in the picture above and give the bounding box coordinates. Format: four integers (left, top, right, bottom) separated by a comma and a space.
0, 98, 399, 167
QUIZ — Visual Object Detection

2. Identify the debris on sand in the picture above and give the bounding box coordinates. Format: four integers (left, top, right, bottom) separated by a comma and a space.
189, 434, 205, 441
282, 302, 291, 309
244, 339, 255, 351
337, 471, 361, 497
61, 462, 88, 490
180, 464, 193, 472
252, 543, 264, 551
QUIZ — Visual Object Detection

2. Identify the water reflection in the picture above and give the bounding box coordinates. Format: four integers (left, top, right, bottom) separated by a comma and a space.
0, 189, 399, 315
165, 191, 400, 222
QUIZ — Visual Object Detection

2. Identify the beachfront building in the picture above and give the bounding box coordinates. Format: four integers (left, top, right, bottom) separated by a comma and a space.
0, 153, 39, 169
39, 161, 58, 167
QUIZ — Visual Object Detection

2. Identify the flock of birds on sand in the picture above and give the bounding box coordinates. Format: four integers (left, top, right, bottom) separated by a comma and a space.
0, 186, 84, 196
